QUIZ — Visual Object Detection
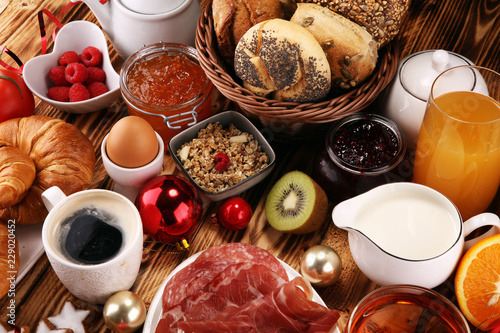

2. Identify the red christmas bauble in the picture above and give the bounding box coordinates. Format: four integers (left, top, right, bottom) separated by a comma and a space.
217, 197, 252, 231
135, 175, 203, 244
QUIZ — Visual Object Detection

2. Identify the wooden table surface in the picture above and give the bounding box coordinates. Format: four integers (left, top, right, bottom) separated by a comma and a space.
0, 0, 499, 331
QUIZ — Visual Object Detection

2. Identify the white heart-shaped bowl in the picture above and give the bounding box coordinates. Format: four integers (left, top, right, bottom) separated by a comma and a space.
23, 20, 120, 114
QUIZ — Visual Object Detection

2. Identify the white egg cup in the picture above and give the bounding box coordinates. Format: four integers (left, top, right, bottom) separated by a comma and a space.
101, 131, 164, 202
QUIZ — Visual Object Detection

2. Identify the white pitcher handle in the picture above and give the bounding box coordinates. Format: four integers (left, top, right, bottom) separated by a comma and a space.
41, 186, 67, 212
463, 212, 500, 252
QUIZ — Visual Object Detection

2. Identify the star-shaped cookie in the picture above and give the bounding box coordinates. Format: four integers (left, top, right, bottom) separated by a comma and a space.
36, 319, 73, 333
47, 302, 90, 333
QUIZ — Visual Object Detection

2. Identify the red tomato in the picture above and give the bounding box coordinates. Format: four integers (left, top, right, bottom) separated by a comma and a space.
0, 70, 35, 123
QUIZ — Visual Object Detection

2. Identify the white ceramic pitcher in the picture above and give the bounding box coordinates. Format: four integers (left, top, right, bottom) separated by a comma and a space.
332, 182, 500, 289
73, 0, 202, 59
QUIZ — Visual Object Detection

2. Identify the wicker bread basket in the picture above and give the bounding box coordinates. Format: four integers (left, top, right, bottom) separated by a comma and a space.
195, 2, 400, 140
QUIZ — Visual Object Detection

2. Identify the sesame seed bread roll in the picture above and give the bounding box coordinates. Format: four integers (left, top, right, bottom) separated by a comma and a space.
290, 3, 378, 90
234, 18, 331, 103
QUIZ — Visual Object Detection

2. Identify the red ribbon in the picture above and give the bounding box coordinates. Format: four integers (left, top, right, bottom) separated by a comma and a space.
0, 1, 83, 73
0, 46, 24, 74
38, 1, 82, 55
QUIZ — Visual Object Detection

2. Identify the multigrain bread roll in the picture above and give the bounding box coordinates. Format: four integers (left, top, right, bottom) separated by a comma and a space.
212, 0, 284, 64
297, 0, 411, 47
234, 19, 331, 102
290, 3, 378, 90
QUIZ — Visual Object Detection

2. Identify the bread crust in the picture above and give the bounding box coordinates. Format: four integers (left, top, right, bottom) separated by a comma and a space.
213, 0, 284, 64
290, 3, 378, 90
234, 19, 331, 102
0, 116, 95, 225
297, 0, 410, 47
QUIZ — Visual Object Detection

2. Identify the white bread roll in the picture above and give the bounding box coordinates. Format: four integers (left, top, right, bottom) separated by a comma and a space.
234, 18, 331, 103
291, 3, 378, 90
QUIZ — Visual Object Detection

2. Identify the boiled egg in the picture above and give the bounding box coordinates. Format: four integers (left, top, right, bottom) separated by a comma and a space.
106, 116, 159, 168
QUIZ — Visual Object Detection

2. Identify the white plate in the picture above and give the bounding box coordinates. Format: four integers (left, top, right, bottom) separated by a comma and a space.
16, 223, 45, 283
143, 252, 340, 333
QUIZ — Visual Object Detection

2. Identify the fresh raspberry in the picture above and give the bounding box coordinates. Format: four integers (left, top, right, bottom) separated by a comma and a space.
58, 51, 80, 66
69, 83, 90, 102
87, 82, 109, 98
47, 86, 70, 102
85, 67, 106, 84
65, 63, 89, 84
80, 46, 102, 67
48, 66, 71, 86
214, 152, 231, 172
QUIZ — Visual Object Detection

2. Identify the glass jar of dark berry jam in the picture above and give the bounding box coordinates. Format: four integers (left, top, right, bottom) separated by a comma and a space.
312, 113, 413, 205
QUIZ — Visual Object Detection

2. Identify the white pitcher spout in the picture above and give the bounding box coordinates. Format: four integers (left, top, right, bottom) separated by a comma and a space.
72, 0, 112, 34
331, 188, 376, 230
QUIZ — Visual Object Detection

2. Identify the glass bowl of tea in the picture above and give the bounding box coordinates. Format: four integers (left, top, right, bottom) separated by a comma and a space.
345, 284, 471, 333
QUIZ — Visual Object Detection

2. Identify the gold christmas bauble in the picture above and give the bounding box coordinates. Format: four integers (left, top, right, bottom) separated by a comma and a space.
103, 291, 147, 333
300, 245, 342, 287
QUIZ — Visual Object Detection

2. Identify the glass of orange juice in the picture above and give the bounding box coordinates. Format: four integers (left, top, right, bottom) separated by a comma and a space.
413, 65, 500, 220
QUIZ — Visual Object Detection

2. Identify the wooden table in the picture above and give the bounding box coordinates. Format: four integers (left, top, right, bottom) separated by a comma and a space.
0, 0, 499, 331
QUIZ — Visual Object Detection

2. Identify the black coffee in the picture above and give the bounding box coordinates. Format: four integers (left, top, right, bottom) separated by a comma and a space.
60, 208, 123, 265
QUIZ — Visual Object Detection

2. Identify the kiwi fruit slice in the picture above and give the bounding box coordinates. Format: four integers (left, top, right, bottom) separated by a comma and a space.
265, 170, 328, 234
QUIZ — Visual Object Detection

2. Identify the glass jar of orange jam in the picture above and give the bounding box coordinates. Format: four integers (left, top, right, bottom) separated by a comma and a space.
120, 43, 213, 148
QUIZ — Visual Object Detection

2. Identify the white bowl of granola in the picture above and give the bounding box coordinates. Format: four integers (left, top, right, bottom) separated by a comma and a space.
168, 111, 276, 201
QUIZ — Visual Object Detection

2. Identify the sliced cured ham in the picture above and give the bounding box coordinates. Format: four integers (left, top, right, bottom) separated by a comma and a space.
176, 277, 340, 333
204, 275, 263, 306
175, 321, 255, 333
204, 262, 287, 305
158, 291, 238, 332
162, 243, 288, 310
156, 243, 339, 333
196, 243, 288, 280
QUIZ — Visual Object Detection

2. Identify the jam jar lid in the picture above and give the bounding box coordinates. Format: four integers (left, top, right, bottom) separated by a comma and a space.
400, 50, 473, 101
326, 113, 407, 176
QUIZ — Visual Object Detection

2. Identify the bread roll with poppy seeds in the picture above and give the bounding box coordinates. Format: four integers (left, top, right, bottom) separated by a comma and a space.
234, 19, 331, 102
291, 3, 378, 90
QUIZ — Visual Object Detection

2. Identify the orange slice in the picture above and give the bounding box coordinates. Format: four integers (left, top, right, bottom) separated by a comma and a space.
455, 233, 500, 328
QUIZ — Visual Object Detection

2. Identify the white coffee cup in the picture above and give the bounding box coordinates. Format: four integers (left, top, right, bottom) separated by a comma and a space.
41, 186, 143, 304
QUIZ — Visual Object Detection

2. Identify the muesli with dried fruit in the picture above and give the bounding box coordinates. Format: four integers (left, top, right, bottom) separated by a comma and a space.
177, 122, 269, 192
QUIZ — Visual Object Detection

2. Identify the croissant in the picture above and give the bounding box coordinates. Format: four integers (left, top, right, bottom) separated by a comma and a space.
0, 116, 96, 225
0, 146, 36, 208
